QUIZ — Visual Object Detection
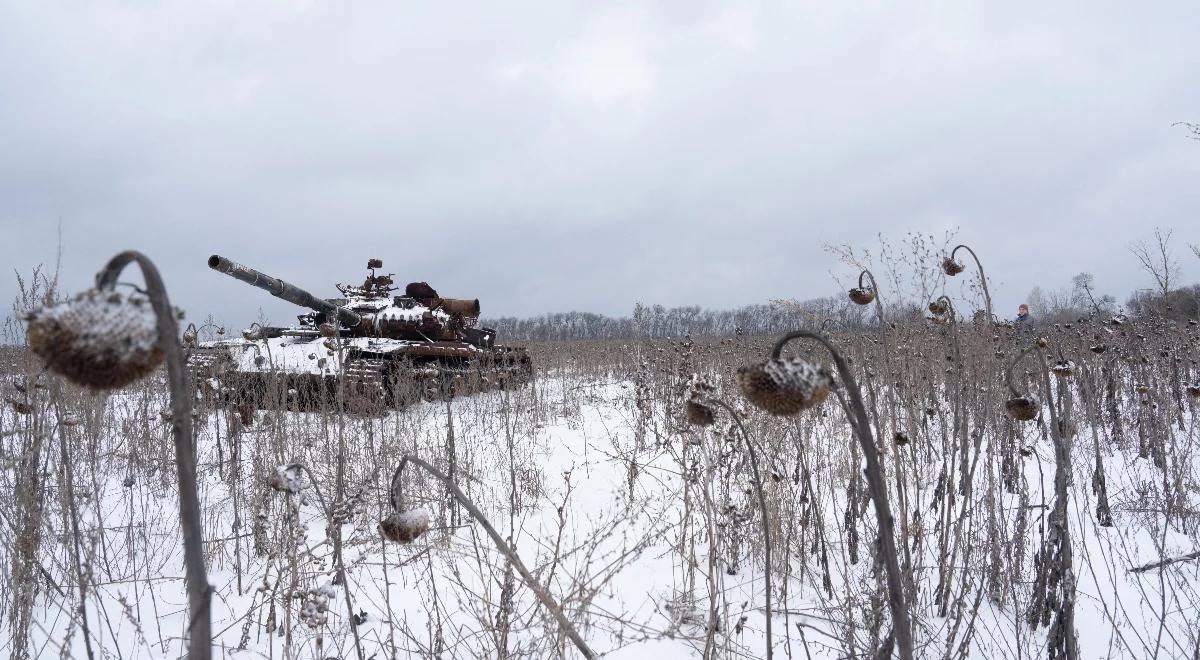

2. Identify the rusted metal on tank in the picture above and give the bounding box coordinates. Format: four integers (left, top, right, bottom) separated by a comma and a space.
374, 313, 444, 337
405, 282, 439, 300
437, 298, 481, 317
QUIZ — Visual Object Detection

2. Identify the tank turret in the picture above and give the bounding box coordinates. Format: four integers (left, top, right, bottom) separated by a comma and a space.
207, 254, 495, 347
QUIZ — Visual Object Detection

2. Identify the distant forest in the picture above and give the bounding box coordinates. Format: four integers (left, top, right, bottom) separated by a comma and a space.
483, 231, 1200, 342
484, 295, 862, 341
484, 284, 1200, 342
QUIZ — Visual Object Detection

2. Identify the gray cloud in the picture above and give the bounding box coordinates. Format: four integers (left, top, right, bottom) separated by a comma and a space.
2, 1, 1198, 331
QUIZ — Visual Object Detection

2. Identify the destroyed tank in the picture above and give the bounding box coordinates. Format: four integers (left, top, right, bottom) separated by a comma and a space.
187, 255, 532, 413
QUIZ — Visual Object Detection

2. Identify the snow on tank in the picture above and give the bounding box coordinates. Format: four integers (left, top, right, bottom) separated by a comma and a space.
188, 256, 530, 413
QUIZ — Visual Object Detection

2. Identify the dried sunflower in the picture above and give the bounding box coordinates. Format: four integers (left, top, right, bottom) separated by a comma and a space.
685, 399, 716, 427
26, 289, 164, 390
737, 357, 833, 416
848, 287, 876, 305
1005, 396, 1040, 421
379, 509, 431, 544
942, 257, 966, 276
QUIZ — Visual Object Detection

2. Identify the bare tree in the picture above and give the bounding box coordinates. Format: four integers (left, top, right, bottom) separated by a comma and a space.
1128, 228, 1180, 308
1071, 272, 1115, 316
1026, 286, 1048, 320
1173, 121, 1200, 141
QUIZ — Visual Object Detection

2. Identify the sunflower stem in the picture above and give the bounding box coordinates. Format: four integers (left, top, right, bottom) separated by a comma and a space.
389, 455, 597, 659
771, 329, 914, 660
97, 251, 211, 660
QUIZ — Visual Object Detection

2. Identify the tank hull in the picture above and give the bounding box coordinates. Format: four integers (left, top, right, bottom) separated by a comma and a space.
188, 335, 532, 414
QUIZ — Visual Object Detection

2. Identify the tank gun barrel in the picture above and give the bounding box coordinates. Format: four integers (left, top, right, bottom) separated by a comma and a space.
207, 255, 362, 327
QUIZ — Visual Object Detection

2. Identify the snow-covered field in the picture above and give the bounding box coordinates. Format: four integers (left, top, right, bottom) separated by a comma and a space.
3, 333, 1199, 659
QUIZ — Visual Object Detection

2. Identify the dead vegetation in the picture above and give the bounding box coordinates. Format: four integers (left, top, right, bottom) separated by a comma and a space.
1, 236, 1199, 659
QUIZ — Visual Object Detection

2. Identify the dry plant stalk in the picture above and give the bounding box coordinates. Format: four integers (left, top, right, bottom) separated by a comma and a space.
24, 250, 212, 659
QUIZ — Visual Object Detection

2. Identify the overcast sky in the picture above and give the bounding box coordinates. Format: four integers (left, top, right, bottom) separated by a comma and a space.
2, 1, 1198, 331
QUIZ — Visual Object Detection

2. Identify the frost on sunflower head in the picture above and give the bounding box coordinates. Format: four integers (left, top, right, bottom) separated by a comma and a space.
270, 464, 305, 495
379, 508, 431, 544
1005, 396, 1040, 421
848, 287, 876, 306
737, 357, 833, 416
25, 289, 166, 390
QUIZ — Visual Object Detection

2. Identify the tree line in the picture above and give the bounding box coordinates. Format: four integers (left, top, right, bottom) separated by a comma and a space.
483, 294, 871, 341
486, 272, 1200, 342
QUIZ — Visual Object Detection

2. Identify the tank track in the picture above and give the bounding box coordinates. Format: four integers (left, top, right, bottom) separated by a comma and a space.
183, 346, 531, 414
342, 358, 389, 414
186, 348, 228, 379
186, 348, 230, 404
406, 355, 533, 402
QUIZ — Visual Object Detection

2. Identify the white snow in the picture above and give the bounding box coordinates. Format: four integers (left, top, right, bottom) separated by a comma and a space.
3, 368, 1197, 659
201, 336, 429, 374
